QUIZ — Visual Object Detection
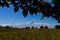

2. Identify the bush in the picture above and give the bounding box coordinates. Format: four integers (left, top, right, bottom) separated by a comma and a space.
45, 26, 48, 29
31, 26, 34, 29
40, 26, 44, 28
28, 27, 30, 29
25, 27, 30, 29
5, 25, 9, 28
55, 25, 60, 29
25, 27, 28, 29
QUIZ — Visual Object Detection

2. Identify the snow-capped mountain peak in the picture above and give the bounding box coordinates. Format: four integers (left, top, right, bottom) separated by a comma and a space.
29, 20, 38, 24
25, 20, 53, 28
5, 20, 55, 28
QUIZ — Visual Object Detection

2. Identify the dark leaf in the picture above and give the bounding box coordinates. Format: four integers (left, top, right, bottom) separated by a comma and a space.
23, 9, 28, 17
14, 6, 19, 12
5, 3, 9, 7
0, 0, 60, 23
1, 3, 5, 7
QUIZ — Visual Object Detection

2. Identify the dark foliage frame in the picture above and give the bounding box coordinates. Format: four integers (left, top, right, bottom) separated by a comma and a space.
0, 0, 60, 23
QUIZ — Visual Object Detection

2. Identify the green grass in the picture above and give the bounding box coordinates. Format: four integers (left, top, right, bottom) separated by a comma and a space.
0, 27, 60, 40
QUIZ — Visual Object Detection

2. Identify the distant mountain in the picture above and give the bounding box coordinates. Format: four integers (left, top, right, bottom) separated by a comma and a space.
25, 20, 53, 28
6, 20, 55, 28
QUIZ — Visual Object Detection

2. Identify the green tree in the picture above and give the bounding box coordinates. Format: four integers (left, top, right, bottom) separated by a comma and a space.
0, 0, 60, 23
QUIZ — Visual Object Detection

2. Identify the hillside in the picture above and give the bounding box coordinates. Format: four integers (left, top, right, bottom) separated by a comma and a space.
0, 27, 60, 40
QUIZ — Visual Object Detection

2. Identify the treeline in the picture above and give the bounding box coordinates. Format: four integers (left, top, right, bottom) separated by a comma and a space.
25, 26, 48, 29
0, 25, 13, 29
25, 25, 60, 29
0, 25, 60, 29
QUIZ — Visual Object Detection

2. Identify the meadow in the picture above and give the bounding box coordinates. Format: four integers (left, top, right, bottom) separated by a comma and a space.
0, 27, 60, 40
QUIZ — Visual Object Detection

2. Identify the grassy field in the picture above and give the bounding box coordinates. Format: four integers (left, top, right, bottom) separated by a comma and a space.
0, 27, 60, 40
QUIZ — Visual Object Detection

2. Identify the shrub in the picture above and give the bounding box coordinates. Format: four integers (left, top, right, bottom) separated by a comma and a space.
5, 25, 9, 28
45, 26, 48, 29
25, 27, 30, 29
55, 25, 60, 29
40, 26, 44, 28
25, 26, 28, 29
28, 27, 30, 29
31, 26, 34, 29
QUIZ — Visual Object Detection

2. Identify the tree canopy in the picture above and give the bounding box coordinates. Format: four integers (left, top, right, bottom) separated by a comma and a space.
0, 0, 60, 23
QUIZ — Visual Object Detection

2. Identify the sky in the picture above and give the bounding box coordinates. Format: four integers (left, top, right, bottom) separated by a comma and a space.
0, 0, 58, 27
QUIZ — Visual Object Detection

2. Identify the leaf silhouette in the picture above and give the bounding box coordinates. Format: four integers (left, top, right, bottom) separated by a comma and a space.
14, 6, 19, 12
0, 0, 60, 23
23, 8, 28, 17
0, 2, 5, 7
5, 3, 9, 7
2, 0, 9, 7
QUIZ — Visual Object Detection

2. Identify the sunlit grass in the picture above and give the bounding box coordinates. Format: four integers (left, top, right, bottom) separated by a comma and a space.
0, 27, 60, 40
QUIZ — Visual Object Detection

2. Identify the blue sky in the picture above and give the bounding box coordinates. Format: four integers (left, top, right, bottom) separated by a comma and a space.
0, 0, 58, 27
